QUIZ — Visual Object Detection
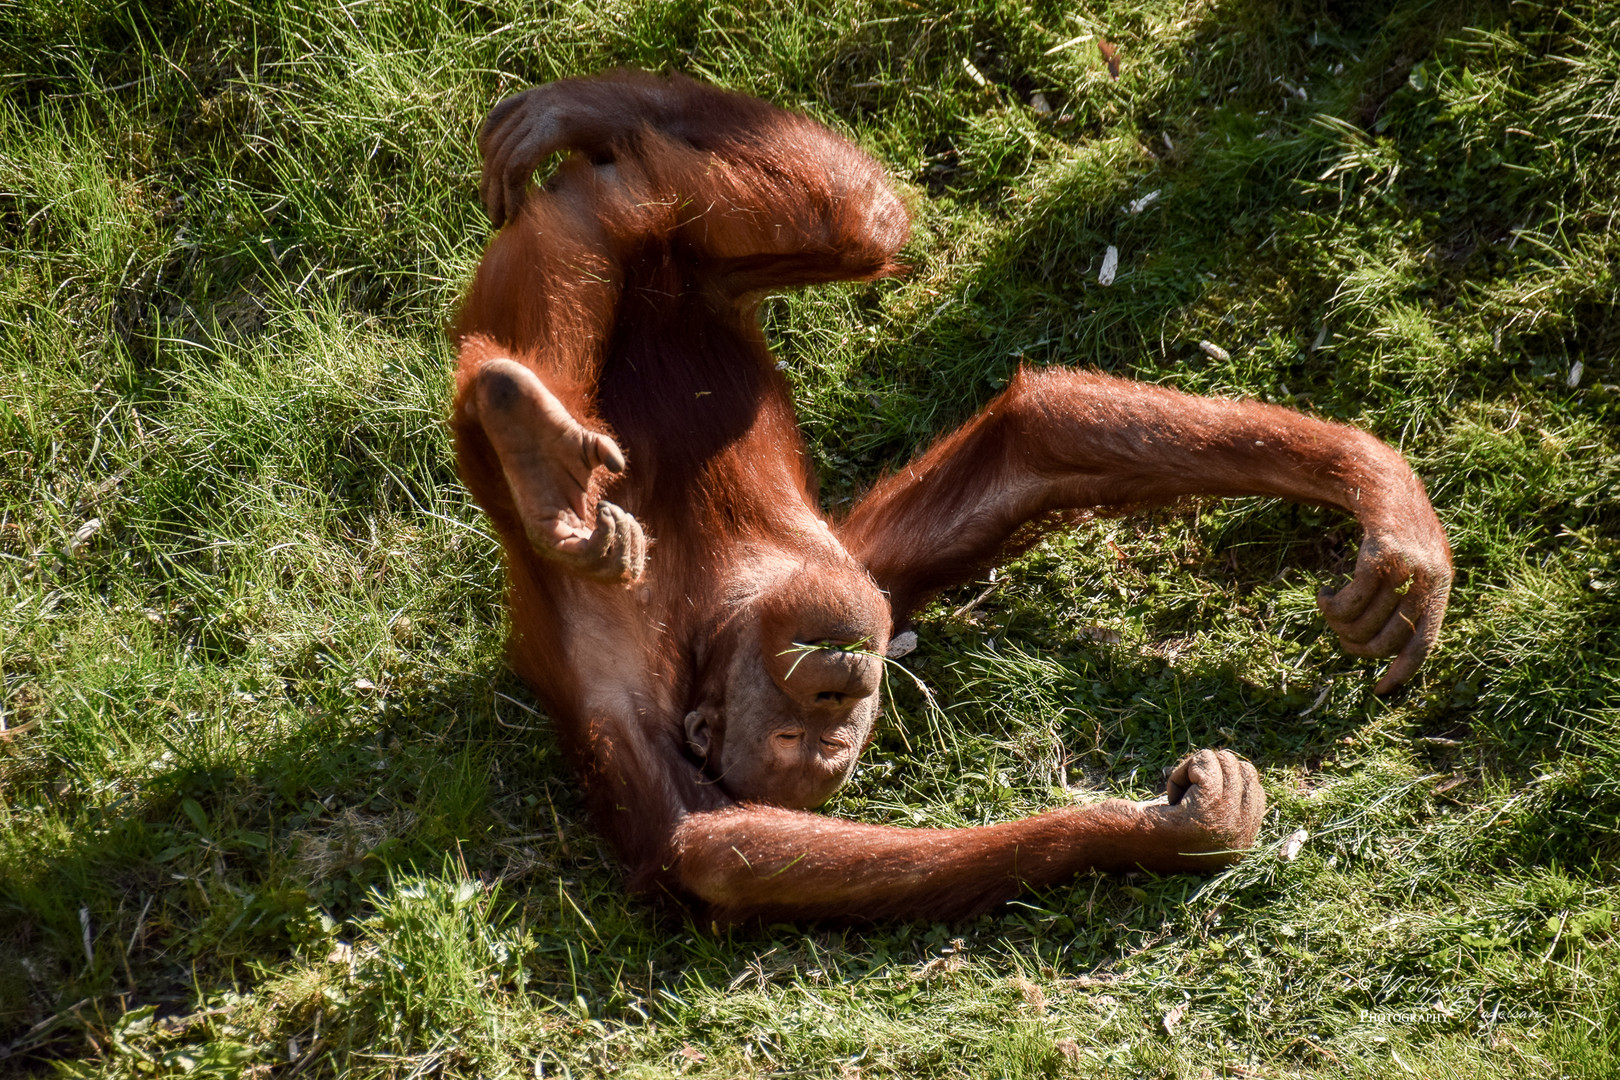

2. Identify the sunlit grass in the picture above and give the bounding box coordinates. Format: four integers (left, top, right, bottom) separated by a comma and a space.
2, 0, 1618, 1076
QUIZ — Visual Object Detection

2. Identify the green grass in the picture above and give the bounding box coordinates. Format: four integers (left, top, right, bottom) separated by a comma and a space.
2, 0, 1618, 1076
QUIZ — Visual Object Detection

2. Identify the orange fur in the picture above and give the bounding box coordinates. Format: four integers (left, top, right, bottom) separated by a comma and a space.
450, 71, 1449, 923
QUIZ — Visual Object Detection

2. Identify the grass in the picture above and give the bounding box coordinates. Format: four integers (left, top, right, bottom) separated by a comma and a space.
1, 0, 1618, 1076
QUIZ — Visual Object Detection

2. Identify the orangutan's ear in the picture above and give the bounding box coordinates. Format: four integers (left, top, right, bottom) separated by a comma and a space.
684, 708, 715, 759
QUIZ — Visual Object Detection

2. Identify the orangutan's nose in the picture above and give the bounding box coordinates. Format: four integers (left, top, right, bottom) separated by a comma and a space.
770, 644, 881, 707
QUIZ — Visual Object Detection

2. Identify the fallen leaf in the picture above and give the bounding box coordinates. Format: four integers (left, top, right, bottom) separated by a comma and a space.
1279, 828, 1309, 862
1098, 245, 1119, 286
68, 517, 102, 556
1163, 1002, 1186, 1032
1126, 189, 1161, 215
886, 630, 918, 659
1098, 37, 1120, 79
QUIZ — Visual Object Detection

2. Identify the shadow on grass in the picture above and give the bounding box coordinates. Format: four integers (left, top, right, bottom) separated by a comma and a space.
0, 663, 591, 1056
